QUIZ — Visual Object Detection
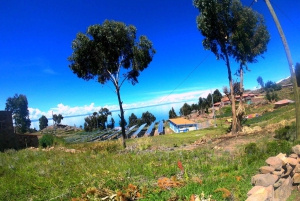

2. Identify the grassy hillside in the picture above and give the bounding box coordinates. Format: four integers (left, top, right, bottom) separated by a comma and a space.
1, 89, 300, 201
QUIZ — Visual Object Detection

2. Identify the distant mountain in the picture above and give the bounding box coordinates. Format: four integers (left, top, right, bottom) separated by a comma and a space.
276, 76, 291, 85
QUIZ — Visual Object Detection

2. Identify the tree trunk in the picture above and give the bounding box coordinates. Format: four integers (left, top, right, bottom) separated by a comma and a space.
116, 88, 126, 148
265, 0, 300, 140
225, 52, 237, 134
236, 67, 245, 132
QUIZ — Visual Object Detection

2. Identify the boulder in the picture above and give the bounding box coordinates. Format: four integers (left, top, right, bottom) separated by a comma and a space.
266, 157, 283, 171
292, 145, 300, 155
259, 166, 275, 174
251, 173, 278, 187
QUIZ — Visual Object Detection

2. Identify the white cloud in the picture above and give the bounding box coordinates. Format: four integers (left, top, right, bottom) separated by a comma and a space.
43, 68, 57, 75
29, 89, 213, 120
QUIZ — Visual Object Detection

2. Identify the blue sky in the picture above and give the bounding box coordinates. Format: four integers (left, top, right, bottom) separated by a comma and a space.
1, 0, 300, 121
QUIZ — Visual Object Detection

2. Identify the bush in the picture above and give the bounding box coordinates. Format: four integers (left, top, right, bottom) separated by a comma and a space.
39, 134, 54, 148
244, 143, 259, 155
274, 124, 296, 141
265, 140, 292, 156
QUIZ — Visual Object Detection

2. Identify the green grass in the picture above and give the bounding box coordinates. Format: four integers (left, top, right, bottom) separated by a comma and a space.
1, 90, 300, 200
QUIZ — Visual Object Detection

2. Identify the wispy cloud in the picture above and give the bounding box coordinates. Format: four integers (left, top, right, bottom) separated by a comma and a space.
43, 68, 57, 75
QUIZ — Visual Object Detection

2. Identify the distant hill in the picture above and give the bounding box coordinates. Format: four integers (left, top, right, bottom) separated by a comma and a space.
276, 76, 292, 85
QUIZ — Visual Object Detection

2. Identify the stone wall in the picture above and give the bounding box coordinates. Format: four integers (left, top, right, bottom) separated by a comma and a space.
16, 134, 39, 149
246, 145, 300, 201
0, 111, 16, 151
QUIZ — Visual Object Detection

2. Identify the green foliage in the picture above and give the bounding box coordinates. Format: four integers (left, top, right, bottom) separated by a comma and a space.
39, 115, 48, 130
275, 123, 296, 141
217, 106, 232, 118
39, 134, 54, 148
5, 94, 31, 133
257, 76, 264, 88
128, 113, 138, 127
265, 91, 279, 102
180, 103, 192, 116
213, 89, 222, 103
140, 111, 156, 126
169, 107, 178, 119
264, 81, 282, 92
265, 140, 292, 156
84, 108, 111, 132
68, 20, 155, 146
244, 143, 259, 155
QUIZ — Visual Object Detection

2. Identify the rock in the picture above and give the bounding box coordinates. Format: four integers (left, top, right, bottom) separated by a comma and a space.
272, 169, 284, 176
292, 145, 300, 155
274, 176, 292, 201
293, 173, 300, 184
286, 158, 298, 167
251, 173, 279, 187
246, 185, 273, 201
259, 166, 275, 174
276, 153, 287, 165
289, 153, 298, 159
266, 157, 283, 171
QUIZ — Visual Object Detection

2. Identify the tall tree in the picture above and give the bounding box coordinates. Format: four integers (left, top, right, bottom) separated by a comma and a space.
68, 20, 155, 148
230, 0, 270, 131
257, 76, 265, 89
169, 107, 178, 119
194, 0, 238, 133
128, 113, 138, 127
213, 89, 222, 103
180, 103, 192, 117
5, 94, 31, 133
194, 0, 269, 133
39, 115, 48, 130
140, 111, 156, 126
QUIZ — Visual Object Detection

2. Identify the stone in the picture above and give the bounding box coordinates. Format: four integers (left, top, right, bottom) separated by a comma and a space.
293, 173, 300, 184
251, 173, 279, 187
292, 145, 300, 155
266, 157, 283, 170
294, 164, 300, 173
274, 176, 292, 201
282, 163, 293, 178
286, 158, 298, 166
289, 153, 298, 159
276, 153, 287, 164
246, 185, 273, 201
259, 166, 275, 174
272, 169, 284, 176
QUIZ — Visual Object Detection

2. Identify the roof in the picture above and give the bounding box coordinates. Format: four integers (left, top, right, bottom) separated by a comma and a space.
169, 118, 197, 125
274, 99, 294, 105
214, 102, 221, 106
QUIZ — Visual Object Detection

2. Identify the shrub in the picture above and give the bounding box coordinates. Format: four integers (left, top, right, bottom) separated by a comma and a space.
244, 143, 259, 155
274, 124, 296, 141
265, 140, 292, 156
39, 134, 54, 148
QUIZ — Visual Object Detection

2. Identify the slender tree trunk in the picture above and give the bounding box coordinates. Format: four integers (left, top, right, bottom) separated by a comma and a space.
116, 88, 126, 148
225, 52, 237, 134
265, 0, 300, 140
236, 67, 245, 132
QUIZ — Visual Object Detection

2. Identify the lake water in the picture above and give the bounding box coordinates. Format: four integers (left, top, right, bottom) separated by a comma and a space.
31, 101, 194, 130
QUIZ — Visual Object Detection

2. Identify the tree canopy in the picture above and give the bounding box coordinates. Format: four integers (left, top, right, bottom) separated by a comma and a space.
169, 107, 178, 119
39, 115, 48, 130
180, 103, 192, 117
5, 94, 31, 133
68, 20, 155, 148
257, 76, 265, 88
140, 111, 156, 126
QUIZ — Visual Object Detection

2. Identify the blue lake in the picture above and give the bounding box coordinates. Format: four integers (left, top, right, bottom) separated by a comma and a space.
31, 101, 194, 130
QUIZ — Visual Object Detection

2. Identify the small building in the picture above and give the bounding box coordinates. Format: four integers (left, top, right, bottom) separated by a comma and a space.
168, 118, 198, 133
274, 99, 294, 108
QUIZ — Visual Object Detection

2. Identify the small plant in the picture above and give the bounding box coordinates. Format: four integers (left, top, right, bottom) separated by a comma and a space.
39, 134, 54, 148
274, 124, 296, 141
136, 137, 152, 151
244, 143, 259, 155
